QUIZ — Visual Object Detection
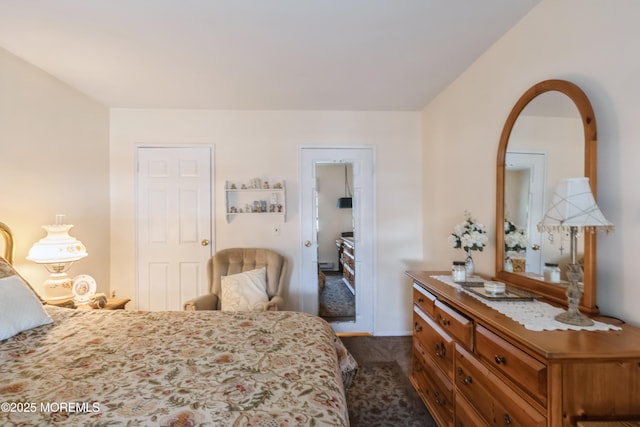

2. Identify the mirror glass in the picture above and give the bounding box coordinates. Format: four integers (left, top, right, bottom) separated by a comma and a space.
505, 92, 584, 278
316, 163, 355, 323
496, 80, 598, 313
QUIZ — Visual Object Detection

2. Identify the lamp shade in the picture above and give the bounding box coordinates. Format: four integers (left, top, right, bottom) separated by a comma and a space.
537, 177, 614, 233
27, 216, 88, 264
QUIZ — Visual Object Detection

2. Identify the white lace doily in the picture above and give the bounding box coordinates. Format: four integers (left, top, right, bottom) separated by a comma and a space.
431, 275, 620, 332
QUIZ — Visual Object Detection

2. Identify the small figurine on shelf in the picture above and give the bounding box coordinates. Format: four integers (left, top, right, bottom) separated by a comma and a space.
273, 182, 283, 189
229, 206, 238, 213
277, 204, 283, 213
241, 184, 247, 189
269, 204, 276, 213
263, 181, 270, 189
230, 183, 237, 190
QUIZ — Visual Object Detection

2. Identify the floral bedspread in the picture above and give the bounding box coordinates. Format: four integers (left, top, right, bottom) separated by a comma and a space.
0, 306, 353, 426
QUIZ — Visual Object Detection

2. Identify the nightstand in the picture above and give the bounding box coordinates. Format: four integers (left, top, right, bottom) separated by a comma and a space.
46, 297, 130, 310
78, 298, 130, 310
44, 298, 77, 308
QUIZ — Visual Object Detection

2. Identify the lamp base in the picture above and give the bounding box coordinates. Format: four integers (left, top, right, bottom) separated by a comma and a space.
554, 310, 594, 327
43, 273, 74, 300
554, 261, 594, 327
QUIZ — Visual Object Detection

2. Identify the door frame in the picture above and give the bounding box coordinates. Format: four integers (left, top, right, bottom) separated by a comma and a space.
298, 145, 376, 335
134, 144, 215, 310
505, 150, 547, 274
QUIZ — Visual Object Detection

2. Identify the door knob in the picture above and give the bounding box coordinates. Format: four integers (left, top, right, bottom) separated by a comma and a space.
201, 239, 210, 246
304, 240, 312, 247
531, 244, 540, 251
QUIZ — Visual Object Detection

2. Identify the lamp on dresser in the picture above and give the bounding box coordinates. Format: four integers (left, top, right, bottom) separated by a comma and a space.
27, 214, 88, 300
537, 177, 614, 326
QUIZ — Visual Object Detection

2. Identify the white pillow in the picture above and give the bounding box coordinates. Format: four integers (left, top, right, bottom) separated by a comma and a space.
0, 275, 53, 340
220, 267, 269, 311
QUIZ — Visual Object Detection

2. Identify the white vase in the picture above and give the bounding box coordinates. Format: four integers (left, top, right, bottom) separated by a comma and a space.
465, 250, 475, 277
504, 257, 513, 272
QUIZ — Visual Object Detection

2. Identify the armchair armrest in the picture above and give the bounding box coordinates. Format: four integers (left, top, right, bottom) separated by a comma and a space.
266, 295, 284, 311
183, 293, 218, 311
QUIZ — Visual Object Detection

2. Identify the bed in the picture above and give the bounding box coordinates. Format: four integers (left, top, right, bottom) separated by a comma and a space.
0, 223, 356, 426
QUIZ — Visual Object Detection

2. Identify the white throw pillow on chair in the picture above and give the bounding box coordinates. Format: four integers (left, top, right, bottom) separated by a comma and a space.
220, 267, 269, 311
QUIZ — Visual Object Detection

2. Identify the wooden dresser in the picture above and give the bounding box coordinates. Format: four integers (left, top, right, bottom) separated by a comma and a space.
338, 237, 355, 292
407, 271, 640, 427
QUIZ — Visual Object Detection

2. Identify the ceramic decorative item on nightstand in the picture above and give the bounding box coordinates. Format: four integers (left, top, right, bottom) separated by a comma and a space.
71, 274, 96, 303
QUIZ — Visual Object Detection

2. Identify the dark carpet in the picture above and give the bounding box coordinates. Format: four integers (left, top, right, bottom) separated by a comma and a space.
319, 272, 355, 321
341, 336, 437, 427
347, 362, 437, 426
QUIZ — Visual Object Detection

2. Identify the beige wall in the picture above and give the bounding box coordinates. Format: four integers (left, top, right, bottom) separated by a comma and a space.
11, 0, 637, 331
0, 48, 110, 296
0, 45, 423, 335
421, 0, 640, 325
110, 109, 423, 335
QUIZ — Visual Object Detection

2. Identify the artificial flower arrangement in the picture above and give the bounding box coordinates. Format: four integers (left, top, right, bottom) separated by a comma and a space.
504, 219, 528, 253
448, 211, 489, 253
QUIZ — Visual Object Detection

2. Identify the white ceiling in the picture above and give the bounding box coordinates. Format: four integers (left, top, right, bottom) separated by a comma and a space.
0, 0, 540, 111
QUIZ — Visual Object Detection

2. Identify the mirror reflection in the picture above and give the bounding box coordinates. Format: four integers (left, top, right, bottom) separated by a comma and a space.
496, 80, 598, 313
316, 163, 355, 323
505, 92, 585, 282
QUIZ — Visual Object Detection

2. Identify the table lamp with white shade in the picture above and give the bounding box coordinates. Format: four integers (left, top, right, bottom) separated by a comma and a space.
27, 214, 88, 300
537, 177, 614, 326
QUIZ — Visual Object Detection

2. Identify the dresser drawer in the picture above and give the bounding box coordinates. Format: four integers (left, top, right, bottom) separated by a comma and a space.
455, 344, 546, 427
414, 307, 455, 378
455, 393, 490, 427
413, 283, 436, 318
435, 300, 473, 350
476, 324, 547, 404
412, 351, 454, 427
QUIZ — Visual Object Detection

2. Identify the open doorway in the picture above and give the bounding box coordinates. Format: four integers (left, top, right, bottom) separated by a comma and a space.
316, 163, 355, 322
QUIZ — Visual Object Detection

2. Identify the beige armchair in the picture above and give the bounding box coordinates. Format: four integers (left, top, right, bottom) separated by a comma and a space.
183, 248, 287, 311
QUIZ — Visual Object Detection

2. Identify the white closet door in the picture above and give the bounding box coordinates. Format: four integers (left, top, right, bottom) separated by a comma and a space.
136, 146, 213, 310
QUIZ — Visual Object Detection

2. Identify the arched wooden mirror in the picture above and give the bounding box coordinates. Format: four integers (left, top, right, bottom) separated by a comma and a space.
496, 79, 599, 314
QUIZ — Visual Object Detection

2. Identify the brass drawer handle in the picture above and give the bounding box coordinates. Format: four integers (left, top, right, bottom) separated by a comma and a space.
495, 355, 507, 365
441, 318, 450, 326
504, 414, 512, 424
434, 342, 446, 358
414, 322, 423, 333
418, 297, 424, 303
457, 367, 472, 385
